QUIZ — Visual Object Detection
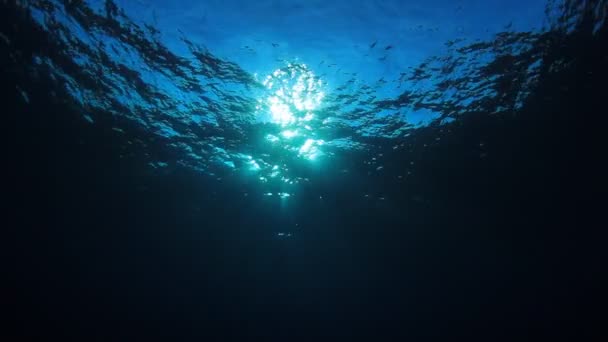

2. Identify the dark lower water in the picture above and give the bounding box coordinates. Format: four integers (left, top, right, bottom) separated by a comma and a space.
4, 1, 607, 340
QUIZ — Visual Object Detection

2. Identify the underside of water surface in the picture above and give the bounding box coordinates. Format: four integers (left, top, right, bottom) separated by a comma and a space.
5, 0, 604, 191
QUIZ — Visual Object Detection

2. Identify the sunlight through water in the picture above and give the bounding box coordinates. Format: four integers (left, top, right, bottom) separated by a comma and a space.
257, 63, 326, 163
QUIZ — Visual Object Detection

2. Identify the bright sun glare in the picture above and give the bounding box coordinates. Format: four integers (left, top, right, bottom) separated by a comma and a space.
256, 63, 326, 161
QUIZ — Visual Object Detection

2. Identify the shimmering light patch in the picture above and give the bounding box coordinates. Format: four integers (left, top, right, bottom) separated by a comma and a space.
299, 139, 324, 160
83, 113, 94, 123
281, 130, 298, 139
266, 134, 279, 143
300, 112, 314, 122
148, 161, 168, 169
269, 96, 295, 126
300, 139, 314, 153
279, 192, 291, 199
248, 159, 261, 171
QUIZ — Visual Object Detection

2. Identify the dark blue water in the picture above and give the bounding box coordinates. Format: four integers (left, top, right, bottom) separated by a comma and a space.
4, 0, 607, 340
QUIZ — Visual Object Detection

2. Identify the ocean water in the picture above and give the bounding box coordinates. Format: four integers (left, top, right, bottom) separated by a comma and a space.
4, 0, 607, 340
